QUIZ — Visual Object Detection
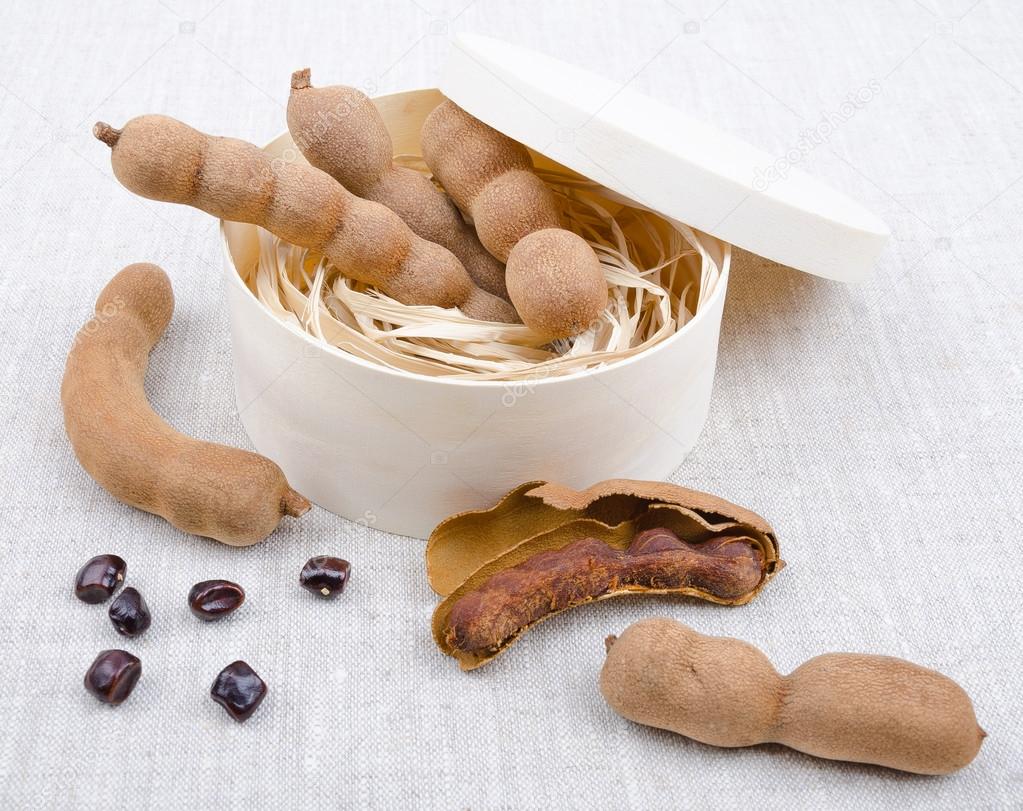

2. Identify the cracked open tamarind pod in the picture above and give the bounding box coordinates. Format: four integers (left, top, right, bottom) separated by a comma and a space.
427, 480, 780, 670
420, 100, 608, 338
600, 618, 986, 775
61, 264, 310, 545
93, 115, 517, 323
426, 479, 780, 597
437, 528, 768, 669
287, 70, 511, 302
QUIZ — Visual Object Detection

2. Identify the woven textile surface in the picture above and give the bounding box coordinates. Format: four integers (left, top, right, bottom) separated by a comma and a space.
0, 1, 1020, 808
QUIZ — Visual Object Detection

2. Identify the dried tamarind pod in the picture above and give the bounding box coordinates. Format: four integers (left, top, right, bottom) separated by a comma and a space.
426, 479, 780, 597
600, 618, 986, 775
421, 101, 559, 260
420, 100, 608, 338
61, 264, 310, 546
287, 69, 510, 301
93, 116, 517, 324
436, 528, 769, 669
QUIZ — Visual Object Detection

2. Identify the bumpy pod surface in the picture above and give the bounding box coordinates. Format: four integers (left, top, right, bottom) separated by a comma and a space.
93, 116, 516, 323
420, 101, 607, 338
600, 618, 986, 775
287, 69, 510, 301
61, 264, 310, 545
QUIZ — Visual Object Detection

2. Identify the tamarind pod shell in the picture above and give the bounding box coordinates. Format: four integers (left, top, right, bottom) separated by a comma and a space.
426, 479, 779, 670
426, 479, 779, 597
61, 264, 310, 546
600, 618, 986, 775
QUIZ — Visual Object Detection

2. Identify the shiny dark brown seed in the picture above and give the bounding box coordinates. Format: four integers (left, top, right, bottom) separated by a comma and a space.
108, 587, 152, 637
74, 554, 127, 603
210, 660, 267, 722
84, 649, 141, 705
299, 556, 351, 599
188, 579, 245, 620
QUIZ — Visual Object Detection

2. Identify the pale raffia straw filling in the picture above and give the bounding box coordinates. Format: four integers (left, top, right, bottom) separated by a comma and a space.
244, 159, 720, 381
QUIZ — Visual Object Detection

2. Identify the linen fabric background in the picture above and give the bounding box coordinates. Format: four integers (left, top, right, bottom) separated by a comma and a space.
0, 1, 1020, 808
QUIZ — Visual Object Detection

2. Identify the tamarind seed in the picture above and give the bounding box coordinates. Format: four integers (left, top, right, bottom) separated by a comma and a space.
210, 661, 267, 722
299, 556, 351, 599
188, 580, 245, 620
84, 649, 141, 705
74, 554, 127, 603
108, 587, 152, 637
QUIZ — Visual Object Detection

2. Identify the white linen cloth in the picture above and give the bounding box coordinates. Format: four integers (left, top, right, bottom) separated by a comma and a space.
0, 1, 1019, 807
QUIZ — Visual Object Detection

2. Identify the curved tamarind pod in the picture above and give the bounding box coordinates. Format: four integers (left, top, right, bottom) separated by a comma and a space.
420, 100, 608, 338
601, 618, 986, 775
287, 69, 511, 302
61, 264, 311, 546
435, 528, 770, 670
92, 116, 517, 324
